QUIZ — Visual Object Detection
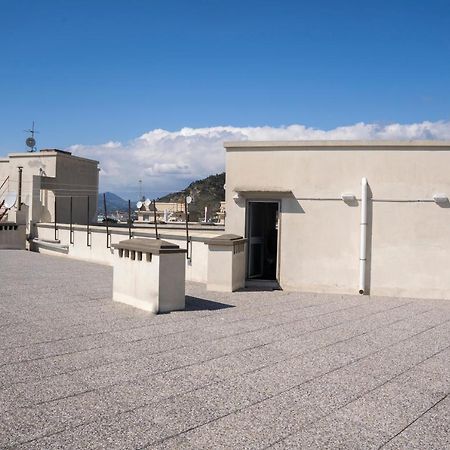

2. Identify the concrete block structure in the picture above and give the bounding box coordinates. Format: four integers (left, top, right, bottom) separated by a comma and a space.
205, 234, 246, 292
0, 223, 26, 250
112, 238, 187, 313
224, 140, 450, 299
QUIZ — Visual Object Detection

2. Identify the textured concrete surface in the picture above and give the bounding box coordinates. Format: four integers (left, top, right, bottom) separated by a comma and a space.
0, 250, 449, 449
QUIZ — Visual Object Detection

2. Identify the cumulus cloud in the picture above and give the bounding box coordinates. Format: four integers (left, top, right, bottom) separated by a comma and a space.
68, 121, 450, 199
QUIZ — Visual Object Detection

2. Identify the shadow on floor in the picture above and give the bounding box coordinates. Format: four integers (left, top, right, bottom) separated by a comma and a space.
185, 295, 235, 311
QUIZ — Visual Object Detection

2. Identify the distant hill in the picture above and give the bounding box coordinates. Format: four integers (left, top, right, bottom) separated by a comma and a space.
98, 173, 225, 220
158, 173, 225, 221
98, 192, 129, 213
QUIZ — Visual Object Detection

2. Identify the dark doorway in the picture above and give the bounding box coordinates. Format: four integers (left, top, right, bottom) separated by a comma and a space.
246, 201, 279, 280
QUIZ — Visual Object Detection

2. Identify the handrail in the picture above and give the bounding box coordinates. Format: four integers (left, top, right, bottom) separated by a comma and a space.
0, 200, 6, 221
0, 176, 9, 199
0, 177, 11, 222
0, 176, 8, 192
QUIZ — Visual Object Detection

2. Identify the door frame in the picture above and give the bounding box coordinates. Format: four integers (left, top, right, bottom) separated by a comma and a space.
245, 199, 281, 282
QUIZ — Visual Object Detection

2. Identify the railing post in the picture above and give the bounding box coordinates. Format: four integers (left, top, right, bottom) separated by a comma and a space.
128, 200, 132, 239
18, 167, 23, 211
54, 195, 57, 241
70, 196, 74, 244
153, 199, 159, 239
184, 196, 190, 260
86, 195, 91, 247
103, 193, 110, 248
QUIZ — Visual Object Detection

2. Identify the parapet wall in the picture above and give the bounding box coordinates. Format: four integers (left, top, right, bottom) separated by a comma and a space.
33, 224, 222, 283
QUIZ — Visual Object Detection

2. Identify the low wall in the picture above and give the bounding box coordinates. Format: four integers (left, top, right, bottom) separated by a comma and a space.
33, 223, 222, 283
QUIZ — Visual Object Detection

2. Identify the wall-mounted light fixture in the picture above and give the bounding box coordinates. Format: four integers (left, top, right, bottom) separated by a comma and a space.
341, 193, 356, 202
433, 194, 449, 204
233, 192, 241, 202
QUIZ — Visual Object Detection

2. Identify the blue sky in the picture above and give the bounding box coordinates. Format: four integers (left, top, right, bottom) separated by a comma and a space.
1, 0, 449, 196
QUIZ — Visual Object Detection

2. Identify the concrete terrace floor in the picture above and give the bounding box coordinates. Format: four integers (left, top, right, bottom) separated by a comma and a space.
0, 251, 449, 450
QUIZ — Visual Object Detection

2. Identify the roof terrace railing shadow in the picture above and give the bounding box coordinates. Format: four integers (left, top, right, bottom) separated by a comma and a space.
184, 295, 235, 311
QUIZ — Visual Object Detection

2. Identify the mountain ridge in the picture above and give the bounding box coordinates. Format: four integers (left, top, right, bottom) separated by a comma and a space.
98, 172, 225, 221
157, 172, 225, 221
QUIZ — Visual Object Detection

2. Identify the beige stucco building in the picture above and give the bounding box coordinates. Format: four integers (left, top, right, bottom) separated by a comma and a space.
136, 201, 185, 223
224, 141, 450, 299
0, 149, 99, 233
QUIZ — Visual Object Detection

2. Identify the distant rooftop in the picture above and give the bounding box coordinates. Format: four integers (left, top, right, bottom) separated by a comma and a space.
39, 148, 72, 155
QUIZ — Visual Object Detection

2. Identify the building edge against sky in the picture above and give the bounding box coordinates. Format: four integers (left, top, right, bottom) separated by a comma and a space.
224, 140, 450, 300
0, 149, 99, 233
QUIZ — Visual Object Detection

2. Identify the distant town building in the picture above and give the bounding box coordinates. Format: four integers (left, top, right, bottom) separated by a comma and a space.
135, 200, 185, 223
215, 201, 226, 224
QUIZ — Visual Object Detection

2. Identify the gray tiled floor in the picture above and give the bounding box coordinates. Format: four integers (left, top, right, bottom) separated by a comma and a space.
0, 250, 449, 449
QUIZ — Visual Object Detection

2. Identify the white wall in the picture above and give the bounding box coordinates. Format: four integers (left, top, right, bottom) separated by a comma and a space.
225, 142, 450, 299
0, 151, 98, 231
34, 224, 220, 284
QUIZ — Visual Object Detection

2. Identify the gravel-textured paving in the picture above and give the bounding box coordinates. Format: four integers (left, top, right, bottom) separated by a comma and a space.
0, 250, 449, 449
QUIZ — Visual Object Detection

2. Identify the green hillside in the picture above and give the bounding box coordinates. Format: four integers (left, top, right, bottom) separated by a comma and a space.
158, 173, 225, 221
98, 192, 129, 213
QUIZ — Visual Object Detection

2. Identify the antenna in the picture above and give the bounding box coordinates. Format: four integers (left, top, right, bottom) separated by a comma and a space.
24, 121, 39, 152
138, 179, 143, 200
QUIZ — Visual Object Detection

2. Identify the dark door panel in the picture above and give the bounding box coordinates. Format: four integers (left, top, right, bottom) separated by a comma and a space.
247, 202, 278, 280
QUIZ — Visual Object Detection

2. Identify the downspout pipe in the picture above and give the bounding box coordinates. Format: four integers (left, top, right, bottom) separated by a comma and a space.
359, 177, 368, 295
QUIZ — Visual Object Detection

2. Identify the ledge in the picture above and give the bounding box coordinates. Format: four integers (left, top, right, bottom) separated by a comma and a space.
35, 223, 222, 243
224, 140, 450, 150
112, 238, 187, 255
205, 234, 246, 246
32, 238, 69, 253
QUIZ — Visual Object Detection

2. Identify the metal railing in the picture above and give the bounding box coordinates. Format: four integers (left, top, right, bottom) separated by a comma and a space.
49, 194, 204, 260
0, 176, 10, 222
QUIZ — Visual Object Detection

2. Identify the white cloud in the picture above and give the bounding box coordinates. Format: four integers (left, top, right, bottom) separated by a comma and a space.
68, 121, 450, 199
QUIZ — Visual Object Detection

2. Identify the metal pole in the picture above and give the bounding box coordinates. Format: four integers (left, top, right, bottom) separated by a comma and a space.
17, 167, 23, 211
103, 193, 110, 248
70, 196, 73, 244
184, 196, 190, 260
128, 200, 132, 239
153, 199, 159, 239
54, 195, 57, 241
87, 195, 91, 247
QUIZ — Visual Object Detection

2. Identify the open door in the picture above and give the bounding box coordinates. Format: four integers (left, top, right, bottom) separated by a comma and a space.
247, 201, 279, 280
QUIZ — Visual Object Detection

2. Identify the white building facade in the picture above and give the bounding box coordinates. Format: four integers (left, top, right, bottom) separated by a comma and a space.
224, 141, 450, 299
0, 149, 99, 233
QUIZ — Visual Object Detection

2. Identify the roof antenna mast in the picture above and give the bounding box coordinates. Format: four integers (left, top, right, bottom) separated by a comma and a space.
24, 121, 38, 152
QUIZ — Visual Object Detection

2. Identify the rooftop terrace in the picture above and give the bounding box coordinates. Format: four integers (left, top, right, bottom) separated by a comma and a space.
1, 251, 449, 449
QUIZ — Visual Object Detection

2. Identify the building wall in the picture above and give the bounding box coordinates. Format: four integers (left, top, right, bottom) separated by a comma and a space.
0, 151, 98, 231
136, 202, 185, 223
52, 154, 99, 224
225, 142, 450, 299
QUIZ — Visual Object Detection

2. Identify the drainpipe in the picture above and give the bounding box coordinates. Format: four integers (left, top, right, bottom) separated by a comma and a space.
359, 177, 368, 295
